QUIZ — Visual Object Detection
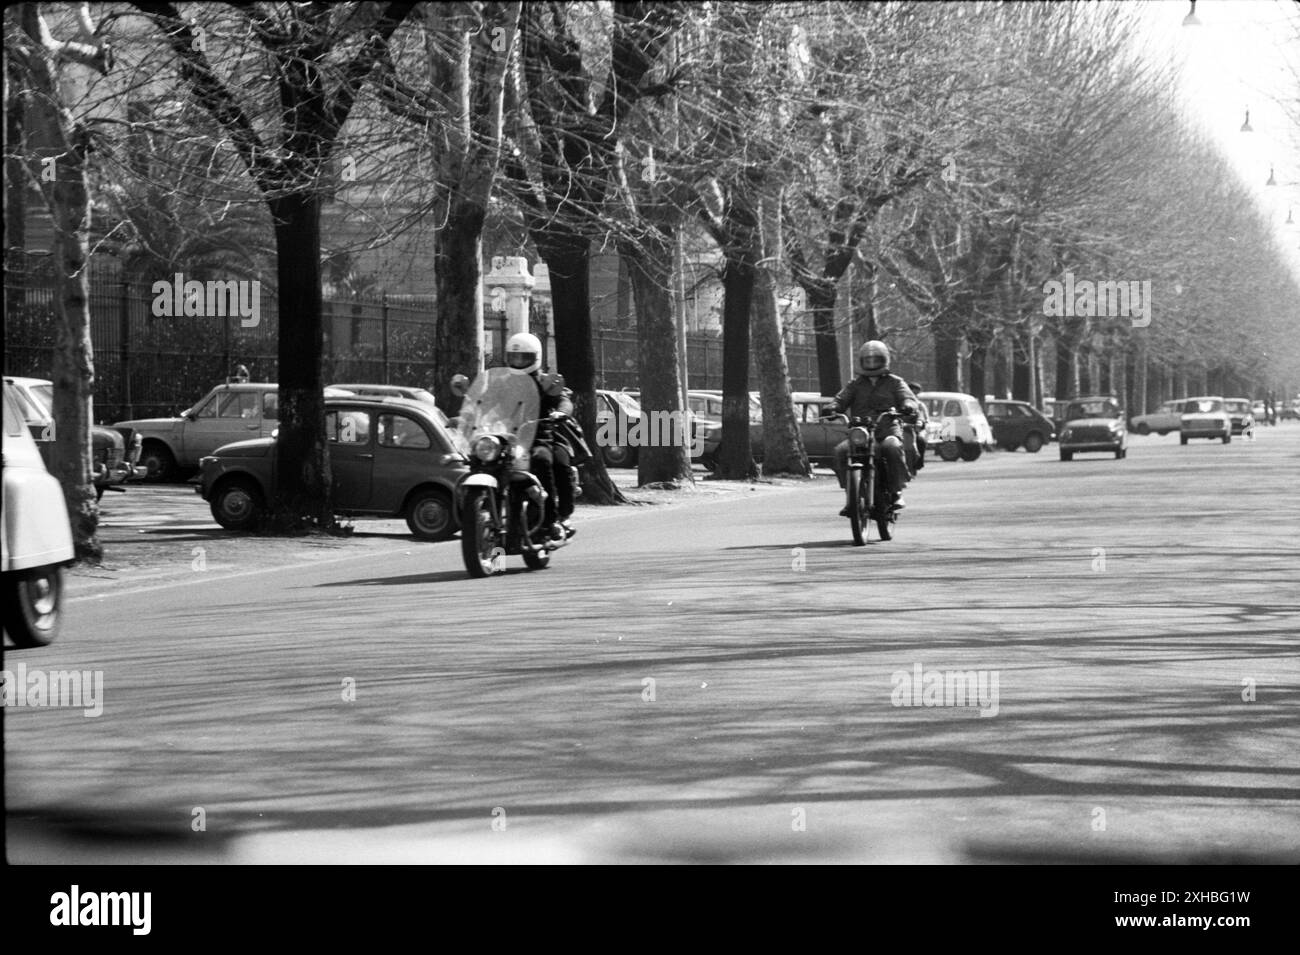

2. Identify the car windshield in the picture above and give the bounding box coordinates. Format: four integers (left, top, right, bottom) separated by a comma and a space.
29, 383, 53, 416
1225, 401, 1249, 413
1187, 399, 1223, 413
610, 392, 642, 416
964, 399, 983, 417
1067, 400, 1119, 420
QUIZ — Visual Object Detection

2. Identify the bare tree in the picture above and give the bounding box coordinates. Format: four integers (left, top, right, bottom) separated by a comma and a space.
7, 2, 113, 561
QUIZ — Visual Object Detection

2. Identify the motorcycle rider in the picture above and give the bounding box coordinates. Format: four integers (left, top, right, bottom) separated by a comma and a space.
504, 332, 576, 540
821, 340, 920, 515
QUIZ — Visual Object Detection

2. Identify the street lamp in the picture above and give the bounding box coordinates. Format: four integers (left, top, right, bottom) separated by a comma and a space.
1240, 108, 1253, 133
1266, 165, 1277, 186
1182, 0, 1201, 27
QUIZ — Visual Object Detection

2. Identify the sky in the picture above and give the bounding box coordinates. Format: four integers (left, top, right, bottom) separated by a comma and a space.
1141, 0, 1300, 279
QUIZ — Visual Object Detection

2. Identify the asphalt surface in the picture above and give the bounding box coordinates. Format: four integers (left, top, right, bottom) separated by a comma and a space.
4, 428, 1299, 863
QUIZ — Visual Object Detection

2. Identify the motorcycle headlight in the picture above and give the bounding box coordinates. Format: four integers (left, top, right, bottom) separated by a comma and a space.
472, 436, 502, 462
849, 426, 871, 449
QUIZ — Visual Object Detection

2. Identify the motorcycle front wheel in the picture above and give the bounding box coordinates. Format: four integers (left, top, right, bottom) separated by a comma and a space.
875, 468, 894, 542
847, 467, 865, 546
521, 499, 551, 571
460, 489, 501, 578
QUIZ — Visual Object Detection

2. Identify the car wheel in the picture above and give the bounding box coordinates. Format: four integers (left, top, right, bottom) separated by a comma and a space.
999, 441, 1019, 452
1135, 423, 1150, 435
958, 440, 982, 461
602, 443, 637, 468
140, 442, 177, 482
3, 566, 64, 648
1157, 430, 1168, 436
1222, 433, 1231, 444
1023, 432, 1044, 453
405, 487, 454, 541
210, 476, 264, 531
1115, 447, 1124, 459
938, 439, 961, 462
1059, 449, 1073, 461
1180, 434, 1188, 445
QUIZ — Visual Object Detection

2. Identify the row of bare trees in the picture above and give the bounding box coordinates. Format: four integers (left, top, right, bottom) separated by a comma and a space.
6, 1, 1299, 557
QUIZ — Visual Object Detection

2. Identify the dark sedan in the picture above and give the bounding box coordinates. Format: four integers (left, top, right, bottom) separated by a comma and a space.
198, 395, 468, 540
984, 399, 1056, 453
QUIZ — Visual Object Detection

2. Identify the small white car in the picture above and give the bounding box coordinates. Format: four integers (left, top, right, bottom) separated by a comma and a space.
1129, 399, 1185, 436
3, 381, 75, 648
1180, 396, 1232, 444
918, 391, 994, 461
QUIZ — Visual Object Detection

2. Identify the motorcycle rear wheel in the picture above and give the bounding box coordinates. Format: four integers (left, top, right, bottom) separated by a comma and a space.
460, 489, 500, 578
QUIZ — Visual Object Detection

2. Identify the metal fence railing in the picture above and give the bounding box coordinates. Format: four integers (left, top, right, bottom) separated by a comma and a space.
6, 260, 820, 422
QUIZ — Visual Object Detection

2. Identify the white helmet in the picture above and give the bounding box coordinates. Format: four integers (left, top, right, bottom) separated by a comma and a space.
858, 340, 890, 376
505, 332, 542, 376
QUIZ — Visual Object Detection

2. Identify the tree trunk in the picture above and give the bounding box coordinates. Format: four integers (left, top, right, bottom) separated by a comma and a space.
4, 58, 26, 323
716, 210, 758, 480
269, 192, 332, 530
537, 238, 625, 504
433, 197, 486, 411
49, 131, 100, 562
621, 229, 691, 486
932, 308, 963, 392
1011, 332, 1032, 402
807, 283, 841, 396
20, 3, 100, 561
752, 269, 809, 475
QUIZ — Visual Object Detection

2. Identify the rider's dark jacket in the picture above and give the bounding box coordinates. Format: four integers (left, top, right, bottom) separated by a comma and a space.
826, 372, 919, 439
530, 372, 590, 462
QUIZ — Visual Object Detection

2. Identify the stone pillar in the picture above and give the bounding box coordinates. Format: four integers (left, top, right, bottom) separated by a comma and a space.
484, 255, 535, 337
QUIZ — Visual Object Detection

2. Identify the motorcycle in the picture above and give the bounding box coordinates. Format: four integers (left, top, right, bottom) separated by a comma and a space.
450, 367, 573, 578
824, 409, 914, 545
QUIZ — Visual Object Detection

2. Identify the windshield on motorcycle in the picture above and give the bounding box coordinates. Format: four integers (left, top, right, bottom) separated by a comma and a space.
453, 366, 540, 458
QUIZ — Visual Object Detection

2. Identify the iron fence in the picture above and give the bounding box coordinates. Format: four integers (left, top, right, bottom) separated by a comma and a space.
5, 260, 820, 422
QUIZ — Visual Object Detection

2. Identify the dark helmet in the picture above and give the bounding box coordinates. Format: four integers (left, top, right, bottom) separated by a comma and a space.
857, 340, 890, 376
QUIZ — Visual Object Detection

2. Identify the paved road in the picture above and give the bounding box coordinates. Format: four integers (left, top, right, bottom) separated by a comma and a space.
5, 429, 1299, 863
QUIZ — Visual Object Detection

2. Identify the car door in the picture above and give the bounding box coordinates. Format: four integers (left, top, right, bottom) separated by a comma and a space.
1007, 403, 1036, 444
371, 411, 435, 512
327, 407, 374, 508
797, 400, 837, 459
182, 389, 262, 463
985, 402, 1010, 443
260, 391, 280, 438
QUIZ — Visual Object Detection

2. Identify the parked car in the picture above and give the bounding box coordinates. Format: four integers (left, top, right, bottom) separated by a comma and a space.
5, 375, 144, 499
1251, 400, 1267, 422
1180, 396, 1232, 444
1281, 400, 1300, 422
329, 383, 449, 428
1058, 395, 1127, 460
198, 395, 468, 539
1129, 399, 1186, 436
983, 399, 1055, 452
116, 381, 352, 480
2, 381, 76, 648
918, 391, 994, 461
594, 389, 645, 467
1223, 398, 1254, 435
